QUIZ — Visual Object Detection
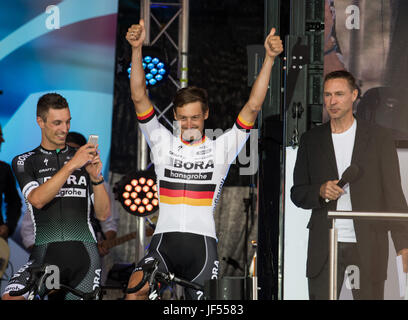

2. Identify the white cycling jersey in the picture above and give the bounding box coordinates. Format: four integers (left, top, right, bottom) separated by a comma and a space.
137, 106, 253, 239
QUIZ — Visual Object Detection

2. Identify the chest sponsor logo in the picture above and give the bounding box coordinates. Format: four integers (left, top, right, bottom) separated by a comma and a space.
16, 152, 35, 166
196, 148, 212, 155
56, 188, 86, 198
196, 146, 213, 156
165, 169, 213, 181
39, 167, 56, 173
171, 159, 214, 170
44, 175, 87, 186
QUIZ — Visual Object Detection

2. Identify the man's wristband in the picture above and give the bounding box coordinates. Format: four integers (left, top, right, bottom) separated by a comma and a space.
91, 176, 104, 186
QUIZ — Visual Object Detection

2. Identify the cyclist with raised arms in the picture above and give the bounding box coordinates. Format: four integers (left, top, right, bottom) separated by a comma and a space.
2, 93, 111, 300
125, 19, 283, 300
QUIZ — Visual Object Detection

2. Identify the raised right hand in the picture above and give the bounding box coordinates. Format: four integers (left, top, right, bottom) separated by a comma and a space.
69, 143, 98, 170
319, 180, 344, 201
126, 19, 145, 48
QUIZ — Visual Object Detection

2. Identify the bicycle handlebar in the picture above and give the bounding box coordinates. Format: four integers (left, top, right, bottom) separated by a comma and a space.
8, 264, 101, 300
157, 271, 203, 291
125, 259, 203, 294
8, 279, 35, 297
9, 265, 49, 297
59, 284, 102, 300
125, 269, 150, 294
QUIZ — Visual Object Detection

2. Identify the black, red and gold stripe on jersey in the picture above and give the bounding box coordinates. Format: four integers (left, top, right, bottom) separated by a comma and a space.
159, 180, 216, 206
180, 135, 206, 146
236, 115, 254, 130
137, 106, 155, 123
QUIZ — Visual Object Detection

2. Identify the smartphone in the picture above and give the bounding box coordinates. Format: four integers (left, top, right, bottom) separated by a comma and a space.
88, 135, 99, 146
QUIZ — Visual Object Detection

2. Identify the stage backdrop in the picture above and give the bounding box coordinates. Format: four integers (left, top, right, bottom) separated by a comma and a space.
0, 0, 118, 289
284, 0, 408, 299
0, 0, 118, 171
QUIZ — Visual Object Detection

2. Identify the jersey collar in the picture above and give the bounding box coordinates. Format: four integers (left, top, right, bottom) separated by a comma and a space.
39, 145, 69, 154
180, 135, 206, 146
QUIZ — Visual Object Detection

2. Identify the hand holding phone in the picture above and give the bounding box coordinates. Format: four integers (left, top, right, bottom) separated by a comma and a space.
88, 135, 99, 156
88, 135, 99, 146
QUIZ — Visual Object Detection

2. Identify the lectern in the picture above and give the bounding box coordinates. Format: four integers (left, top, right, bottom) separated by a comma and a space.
327, 211, 408, 300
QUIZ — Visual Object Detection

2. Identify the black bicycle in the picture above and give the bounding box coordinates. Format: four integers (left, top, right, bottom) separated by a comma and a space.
125, 259, 203, 300
8, 264, 102, 300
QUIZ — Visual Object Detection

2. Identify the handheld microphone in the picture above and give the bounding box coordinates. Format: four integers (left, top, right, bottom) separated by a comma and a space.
325, 164, 360, 202
337, 164, 360, 188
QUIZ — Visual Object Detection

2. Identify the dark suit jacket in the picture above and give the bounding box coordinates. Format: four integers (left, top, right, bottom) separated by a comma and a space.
0, 161, 22, 236
291, 118, 408, 281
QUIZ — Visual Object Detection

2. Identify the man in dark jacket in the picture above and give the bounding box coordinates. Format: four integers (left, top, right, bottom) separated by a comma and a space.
291, 70, 408, 300
0, 125, 22, 240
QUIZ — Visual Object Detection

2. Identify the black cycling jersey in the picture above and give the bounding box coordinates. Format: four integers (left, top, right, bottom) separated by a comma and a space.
12, 145, 97, 245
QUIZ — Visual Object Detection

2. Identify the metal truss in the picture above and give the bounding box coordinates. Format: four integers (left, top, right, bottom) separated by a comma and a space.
141, 0, 189, 127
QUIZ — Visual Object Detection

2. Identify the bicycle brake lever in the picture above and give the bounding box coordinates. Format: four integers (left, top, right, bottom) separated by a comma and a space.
148, 264, 159, 286
92, 287, 102, 300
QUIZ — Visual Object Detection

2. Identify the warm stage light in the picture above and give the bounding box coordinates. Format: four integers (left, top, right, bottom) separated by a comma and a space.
114, 170, 159, 217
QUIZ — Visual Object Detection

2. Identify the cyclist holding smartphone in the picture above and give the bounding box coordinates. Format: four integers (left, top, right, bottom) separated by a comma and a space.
2, 93, 110, 300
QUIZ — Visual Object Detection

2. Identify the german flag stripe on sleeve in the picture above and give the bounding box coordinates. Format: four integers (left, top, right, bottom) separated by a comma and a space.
236, 115, 254, 130
137, 106, 155, 123
159, 181, 216, 206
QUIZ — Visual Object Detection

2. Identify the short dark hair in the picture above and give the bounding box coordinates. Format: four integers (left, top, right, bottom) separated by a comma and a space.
172, 86, 208, 113
324, 70, 358, 91
37, 93, 69, 121
66, 132, 87, 147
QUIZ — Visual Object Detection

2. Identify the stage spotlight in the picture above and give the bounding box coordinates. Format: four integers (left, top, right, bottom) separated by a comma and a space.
127, 46, 169, 87
114, 170, 159, 217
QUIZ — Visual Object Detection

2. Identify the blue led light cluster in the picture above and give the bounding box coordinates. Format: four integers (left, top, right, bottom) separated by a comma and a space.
127, 56, 167, 87
143, 56, 167, 86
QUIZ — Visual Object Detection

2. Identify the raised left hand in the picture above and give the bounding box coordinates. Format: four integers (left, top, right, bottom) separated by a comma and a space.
85, 146, 103, 181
